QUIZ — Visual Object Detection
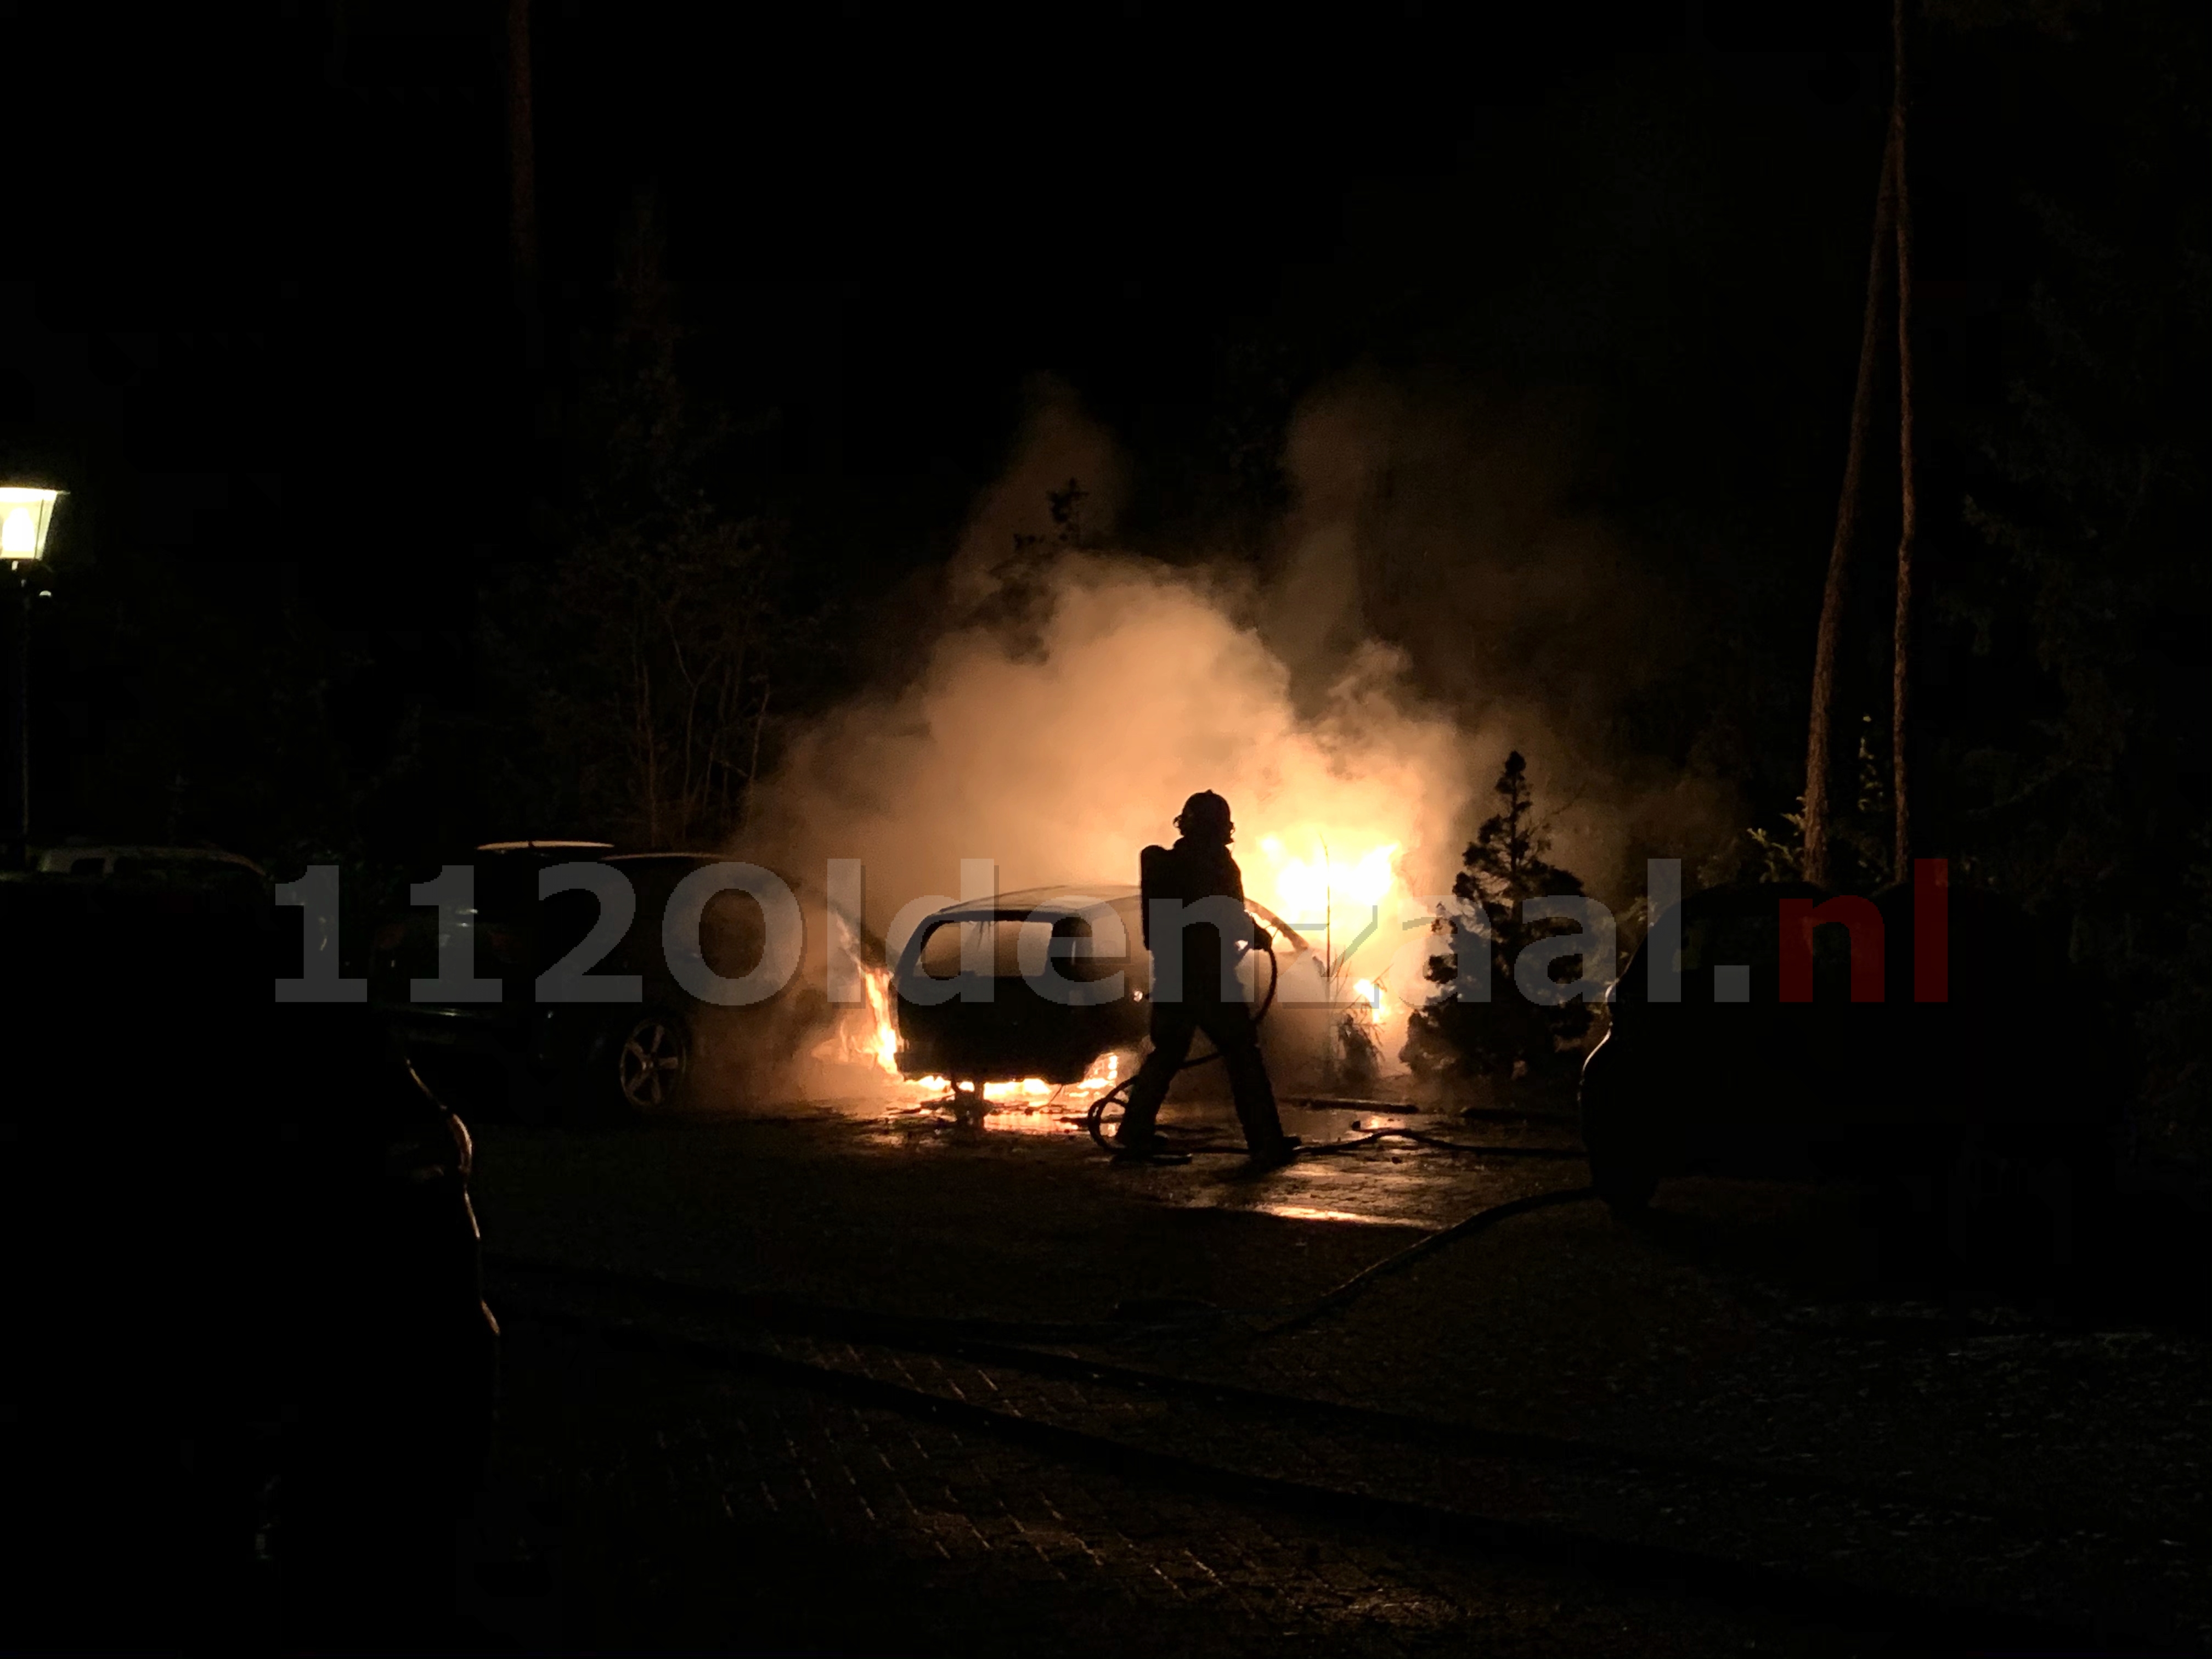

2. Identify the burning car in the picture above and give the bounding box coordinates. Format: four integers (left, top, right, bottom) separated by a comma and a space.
889, 884, 1321, 1096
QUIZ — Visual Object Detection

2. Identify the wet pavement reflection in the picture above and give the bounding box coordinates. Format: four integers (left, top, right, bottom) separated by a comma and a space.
825, 1087, 1582, 1232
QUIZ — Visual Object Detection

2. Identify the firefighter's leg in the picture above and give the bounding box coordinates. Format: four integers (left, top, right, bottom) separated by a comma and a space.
1199, 1003, 1291, 1155
1116, 1003, 1195, 1147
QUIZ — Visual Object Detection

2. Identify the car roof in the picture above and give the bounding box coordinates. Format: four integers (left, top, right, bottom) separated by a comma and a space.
917, 883, 1312, 952
475, 840, 616, 854
36, 845, 267, 876
997, 882, 1139, 909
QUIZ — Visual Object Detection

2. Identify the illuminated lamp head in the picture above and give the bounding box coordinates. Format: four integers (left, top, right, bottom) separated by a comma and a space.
0, 488, 61, 564
1176, 790, 1234, 845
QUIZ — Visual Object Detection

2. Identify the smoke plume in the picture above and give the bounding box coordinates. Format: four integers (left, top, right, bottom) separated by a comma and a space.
740, 378, 1742, 1088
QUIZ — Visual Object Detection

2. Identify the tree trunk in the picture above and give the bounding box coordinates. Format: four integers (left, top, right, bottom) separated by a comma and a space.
1802, 131, 1899, 890
741, 682, 771, 836
636, 647, 658, 850
1890, 0, 1918, 882
506, 0, 538, 286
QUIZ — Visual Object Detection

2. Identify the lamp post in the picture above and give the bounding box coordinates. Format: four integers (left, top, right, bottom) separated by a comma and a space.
0, 486, 63, 867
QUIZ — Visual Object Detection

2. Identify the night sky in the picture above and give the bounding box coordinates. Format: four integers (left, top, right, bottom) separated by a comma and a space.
0, 3, 2198, 883
8, 6, 1901, 596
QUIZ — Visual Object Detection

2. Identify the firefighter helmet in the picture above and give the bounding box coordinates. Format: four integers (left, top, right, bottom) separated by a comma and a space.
1176, 790, 1234, 843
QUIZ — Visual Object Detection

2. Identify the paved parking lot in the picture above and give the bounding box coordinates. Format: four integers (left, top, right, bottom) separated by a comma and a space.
461, 1092, 2212, 1653
470, 1310, 1906, 1656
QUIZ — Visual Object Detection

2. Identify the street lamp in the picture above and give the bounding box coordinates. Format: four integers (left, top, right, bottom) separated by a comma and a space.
1, 486, 62, 865
0, 488, 61, 564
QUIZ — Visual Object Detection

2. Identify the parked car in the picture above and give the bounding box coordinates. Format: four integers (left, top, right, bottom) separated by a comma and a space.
891, 883, 1315, 1086
33, 840, 267, 894
1579, 878, 2118, 1288
373, 843, 806, 1123
3, 871, 496, 1648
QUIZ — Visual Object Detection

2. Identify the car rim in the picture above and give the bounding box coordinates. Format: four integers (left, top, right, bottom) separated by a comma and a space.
619, 1018, 684, 1110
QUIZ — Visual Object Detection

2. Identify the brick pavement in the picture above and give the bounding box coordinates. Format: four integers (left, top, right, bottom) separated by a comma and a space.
1141, 1187, 2211, 1601
474, 1308, 1893, 1656
484, 1259, 2204, 1652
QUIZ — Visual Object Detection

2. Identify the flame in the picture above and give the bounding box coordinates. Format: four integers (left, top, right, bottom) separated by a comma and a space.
861, 963, 901, 1076
812, 910, 916, 1082
1065, 1049, 1121, 1094
1252, 832, 1403, 979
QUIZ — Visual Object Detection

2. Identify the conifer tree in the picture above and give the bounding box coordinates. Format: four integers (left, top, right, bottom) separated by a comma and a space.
1405, 752, 1594, 1090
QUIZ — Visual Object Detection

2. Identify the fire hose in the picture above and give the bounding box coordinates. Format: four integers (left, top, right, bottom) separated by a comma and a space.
1081, 930, 1280, 1155
1077, 934, 1585, 1167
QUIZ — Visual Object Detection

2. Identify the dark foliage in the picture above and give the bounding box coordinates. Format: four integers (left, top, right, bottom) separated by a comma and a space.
1406, 752, 1595, 1087
1921, 0, 2211, 1160
483, 196, 816, 851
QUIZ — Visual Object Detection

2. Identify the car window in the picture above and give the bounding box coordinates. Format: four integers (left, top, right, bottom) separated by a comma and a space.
916, 915, 1130, 980
112, 857, 197, 878
919, 919, 1032, 978
105, 857, 264, 899
693, 888, 770, 981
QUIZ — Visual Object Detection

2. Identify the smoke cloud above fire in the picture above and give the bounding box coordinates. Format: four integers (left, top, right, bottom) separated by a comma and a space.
746, 376, 1741, 1020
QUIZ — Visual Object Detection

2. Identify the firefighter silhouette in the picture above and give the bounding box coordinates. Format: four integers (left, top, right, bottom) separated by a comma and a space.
1115, 791, 1299, 1169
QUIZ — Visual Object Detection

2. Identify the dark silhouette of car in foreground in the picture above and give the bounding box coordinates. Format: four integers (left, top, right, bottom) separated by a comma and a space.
1579, 877, 2118, 1291
893, 884, 1317, 1088
374, 842, 810, 1123
3, 868, 497, 1649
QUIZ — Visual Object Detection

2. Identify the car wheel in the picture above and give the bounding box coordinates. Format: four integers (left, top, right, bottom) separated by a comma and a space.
612, 1009, 690, 1118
